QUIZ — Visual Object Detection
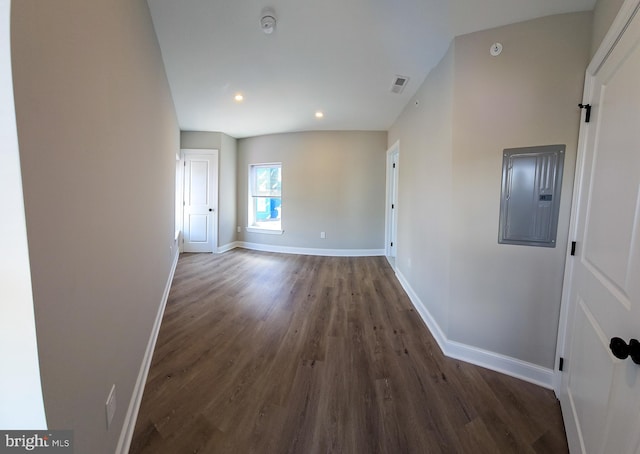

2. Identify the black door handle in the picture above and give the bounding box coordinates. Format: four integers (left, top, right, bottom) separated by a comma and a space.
609, 337, 640, 364
209, 208, 213, 212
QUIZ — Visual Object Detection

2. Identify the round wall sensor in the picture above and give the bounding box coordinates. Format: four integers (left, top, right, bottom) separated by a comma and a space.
490, 42, 503, 56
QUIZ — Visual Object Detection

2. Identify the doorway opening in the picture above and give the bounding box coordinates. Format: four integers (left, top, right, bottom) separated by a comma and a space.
385, 141, 399, 269
180, 149, 219, 253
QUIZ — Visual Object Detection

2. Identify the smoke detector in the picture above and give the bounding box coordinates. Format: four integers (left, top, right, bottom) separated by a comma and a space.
260, 8, 276, 34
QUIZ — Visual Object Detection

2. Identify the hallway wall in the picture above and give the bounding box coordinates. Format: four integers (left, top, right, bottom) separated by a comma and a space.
11, 0, 179, 451
389, 12, 592, 372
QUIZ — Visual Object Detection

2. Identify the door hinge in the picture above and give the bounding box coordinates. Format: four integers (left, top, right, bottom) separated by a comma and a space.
392, 204, 395, 209
559, 357, 565, 371
578, 103, 591, 122
393, 163, 396, 169
390, 242, 393, 247
570, 241, 576, 256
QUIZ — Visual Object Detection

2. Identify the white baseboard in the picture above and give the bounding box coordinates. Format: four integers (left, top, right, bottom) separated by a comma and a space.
395, 271, 448, 349
116, 248, 180, 454
395, 270, 554, 389
445, 339, 554, 389
237, 241, 385, 257
217, 241, 240, 253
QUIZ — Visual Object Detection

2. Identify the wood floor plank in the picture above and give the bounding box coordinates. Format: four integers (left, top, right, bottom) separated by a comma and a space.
130, 249, 568, 453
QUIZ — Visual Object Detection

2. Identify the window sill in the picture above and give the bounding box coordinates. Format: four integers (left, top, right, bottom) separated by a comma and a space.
246, 227, 284, 235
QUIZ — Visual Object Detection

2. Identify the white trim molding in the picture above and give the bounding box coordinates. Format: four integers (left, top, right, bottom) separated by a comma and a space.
395, 270, 554, 389
217, 241, 240, 253
116, 247, 180, 454
245, 227, 283, 235
237, 241, 384, 257
385, 141, 399, 260
0, 0, 47, 428
554, 0, 640, 397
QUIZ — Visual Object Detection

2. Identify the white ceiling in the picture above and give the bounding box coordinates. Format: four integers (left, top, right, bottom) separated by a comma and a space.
147, 0, 596, 139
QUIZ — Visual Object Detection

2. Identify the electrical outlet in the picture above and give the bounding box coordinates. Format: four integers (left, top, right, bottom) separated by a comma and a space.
320, 231, 326, 239
106, 385, 116, 429
237, 226, 241, 233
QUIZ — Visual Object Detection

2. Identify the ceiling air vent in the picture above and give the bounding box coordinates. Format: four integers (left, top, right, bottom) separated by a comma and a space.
390, 75, 409, 94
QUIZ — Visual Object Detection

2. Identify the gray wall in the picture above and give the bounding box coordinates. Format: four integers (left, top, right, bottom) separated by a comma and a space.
449, 12, 591, 368
591, 0, 625, 56
220, 133, 238, 247
181, 131, 238, 248
238, 131, 387, 250
389, 12, 592, 369
0, 0, 46, 428
181, 130, 224, 149
11, 0, 179, 452
389, 44, 455, 329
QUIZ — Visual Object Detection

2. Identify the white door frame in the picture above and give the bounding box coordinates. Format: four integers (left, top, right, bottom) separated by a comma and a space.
385, 141, 399, 264
554, 0, 640, 397
175, 151, 184, 252
0, 0, 47, 428
181, 148, 219, 253
554, 3, 640, 449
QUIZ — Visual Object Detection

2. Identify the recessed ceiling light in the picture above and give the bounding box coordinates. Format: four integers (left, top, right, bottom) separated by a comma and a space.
234, 93, 244, 102
315, 111, 324, 118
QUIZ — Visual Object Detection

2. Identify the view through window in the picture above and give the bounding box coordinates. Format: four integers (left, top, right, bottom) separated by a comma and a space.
249, 163, 281, 231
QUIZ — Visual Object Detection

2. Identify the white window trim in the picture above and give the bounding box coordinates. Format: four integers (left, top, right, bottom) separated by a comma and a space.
246, 226, 284, 235
248, 162, 282, 234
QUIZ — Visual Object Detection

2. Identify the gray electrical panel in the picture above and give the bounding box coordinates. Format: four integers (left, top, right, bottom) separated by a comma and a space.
498, 145, 565, 247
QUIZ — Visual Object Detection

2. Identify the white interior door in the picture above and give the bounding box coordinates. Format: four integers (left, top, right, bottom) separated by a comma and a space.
182, 150, 218, 253
386, 143, 399, 260
558, 3, 640, 453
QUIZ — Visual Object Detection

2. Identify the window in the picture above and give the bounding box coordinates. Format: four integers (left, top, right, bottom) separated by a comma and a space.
248, 163, 282, 233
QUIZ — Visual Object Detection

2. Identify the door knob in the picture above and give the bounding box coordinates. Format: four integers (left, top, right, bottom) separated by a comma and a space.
209, 208, 213, 212
609, 337, 640, 364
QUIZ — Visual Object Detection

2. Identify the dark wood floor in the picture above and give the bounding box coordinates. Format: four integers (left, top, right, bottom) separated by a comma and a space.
130, 249, 568, 454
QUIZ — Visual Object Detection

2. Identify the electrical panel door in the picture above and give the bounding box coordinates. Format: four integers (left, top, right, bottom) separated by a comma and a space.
498, 145, 565, 247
